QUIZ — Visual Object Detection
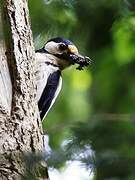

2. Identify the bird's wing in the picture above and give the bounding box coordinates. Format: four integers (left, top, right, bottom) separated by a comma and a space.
38, 70, 62, 120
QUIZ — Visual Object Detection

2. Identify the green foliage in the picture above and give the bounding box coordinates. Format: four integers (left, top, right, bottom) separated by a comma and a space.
113, 13, 135, 65
29, 0, 135, 179
71, 118, 135, 180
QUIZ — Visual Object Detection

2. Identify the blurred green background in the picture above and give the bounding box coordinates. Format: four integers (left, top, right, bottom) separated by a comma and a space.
29, 0, 135, 179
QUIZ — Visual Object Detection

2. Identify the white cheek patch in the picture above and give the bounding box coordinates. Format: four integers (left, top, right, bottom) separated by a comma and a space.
45, 41, 60, 54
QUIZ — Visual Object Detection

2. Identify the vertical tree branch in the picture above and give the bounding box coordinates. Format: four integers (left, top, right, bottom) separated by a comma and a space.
6, 0, 43, 152
0, 0, 48, 179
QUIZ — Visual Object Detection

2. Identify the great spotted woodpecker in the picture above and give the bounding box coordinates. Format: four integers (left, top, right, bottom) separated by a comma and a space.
35, 37, 91, 120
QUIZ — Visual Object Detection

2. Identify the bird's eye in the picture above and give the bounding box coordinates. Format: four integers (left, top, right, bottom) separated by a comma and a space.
59, 43, 67, 51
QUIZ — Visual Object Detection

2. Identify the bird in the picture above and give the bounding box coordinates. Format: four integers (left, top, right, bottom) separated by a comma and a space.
35, 37, 91, 120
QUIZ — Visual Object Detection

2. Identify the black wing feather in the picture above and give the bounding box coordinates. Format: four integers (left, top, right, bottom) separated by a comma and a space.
38, 70, 61, 120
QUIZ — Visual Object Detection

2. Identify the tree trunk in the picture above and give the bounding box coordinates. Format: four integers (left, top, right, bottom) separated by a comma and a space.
0, 0, 48, 179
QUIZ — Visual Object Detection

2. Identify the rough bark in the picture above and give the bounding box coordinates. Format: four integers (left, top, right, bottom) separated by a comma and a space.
0, 5, 12, 114
0, 0, 48, 179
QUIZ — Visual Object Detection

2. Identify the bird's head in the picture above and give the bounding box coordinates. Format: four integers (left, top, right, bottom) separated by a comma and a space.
36, 37, 92, 70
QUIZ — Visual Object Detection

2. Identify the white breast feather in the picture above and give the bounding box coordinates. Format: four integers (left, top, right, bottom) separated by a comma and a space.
35, 52, 62, 118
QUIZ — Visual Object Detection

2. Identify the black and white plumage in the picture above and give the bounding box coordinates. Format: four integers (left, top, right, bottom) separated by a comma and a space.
35, 37, 91, 120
